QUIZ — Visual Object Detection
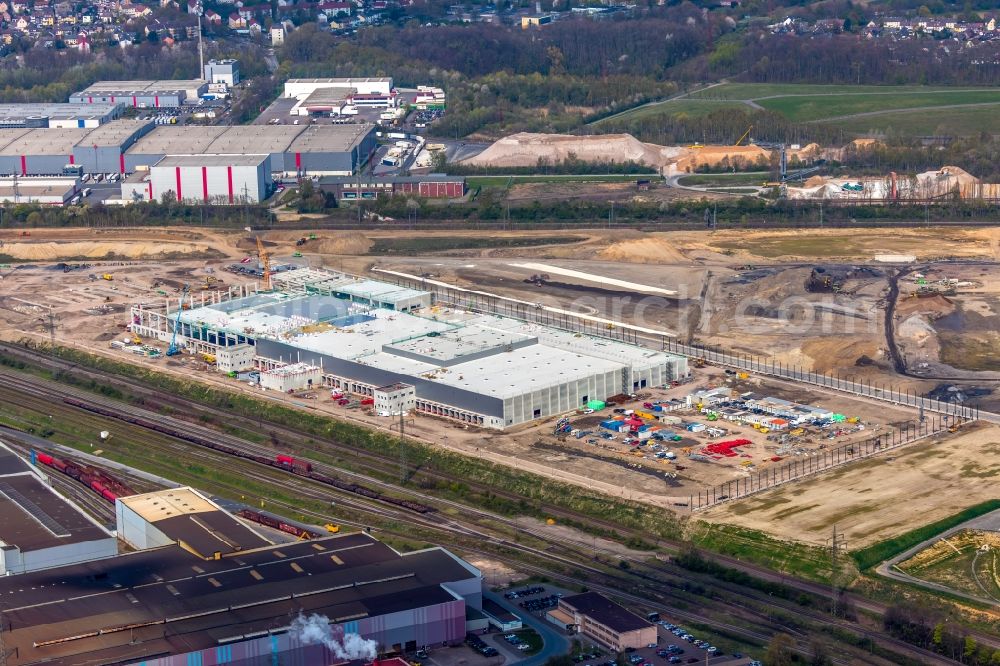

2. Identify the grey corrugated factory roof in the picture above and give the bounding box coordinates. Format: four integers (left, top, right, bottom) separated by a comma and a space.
0, 102, 121, 120
154, 154, 269, 168
288, 123, 372, 153
287, 77, 391, 84
0, 120, 153, 155
77, 79, 207, 93
127, 125, 228, 154
0, 533, 479, 666
0, 128, 89, 155
127, 124, 375, 157
206, 125, 302, 153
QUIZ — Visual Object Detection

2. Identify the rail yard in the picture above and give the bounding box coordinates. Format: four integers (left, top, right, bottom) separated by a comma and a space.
0, 344, 975, 666
0, 223, 999, 664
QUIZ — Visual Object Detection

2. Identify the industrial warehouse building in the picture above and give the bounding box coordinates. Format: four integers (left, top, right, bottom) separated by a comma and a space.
116, 487, 271, 557
204, 58, 240, 86
0, 102, 123, 128
0, 120, 152, 175
148, 154, 272, 203
553, 592, 657, 651
129, 268, 687, 429
0, 500, 483, 665
0, 176, 82, 204
125, 122, 377, 176
69, 79, 209, 107
284, 77, 395, 100
0, 119, 375, 178
320, 173, 467, 199
0, 441, 117, 575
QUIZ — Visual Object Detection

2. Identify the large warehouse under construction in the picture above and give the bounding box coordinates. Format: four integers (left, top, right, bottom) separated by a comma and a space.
129, 269, 687, 429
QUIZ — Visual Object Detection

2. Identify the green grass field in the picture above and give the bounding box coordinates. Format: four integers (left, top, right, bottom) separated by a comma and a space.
758, 90, 1000, 122
594, 99, 750, 124
681, 83, 1000, 135
820, 104, 1000, 136
688, 83, 994, 101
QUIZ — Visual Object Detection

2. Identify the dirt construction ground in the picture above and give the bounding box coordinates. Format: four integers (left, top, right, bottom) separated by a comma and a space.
701, 422, 1000, 547
0, 225, 998, 541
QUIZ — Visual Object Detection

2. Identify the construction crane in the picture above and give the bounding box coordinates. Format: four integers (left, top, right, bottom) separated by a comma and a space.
166, 284, 189, 357
735, 126, 752, 146
255, 235, 271, 292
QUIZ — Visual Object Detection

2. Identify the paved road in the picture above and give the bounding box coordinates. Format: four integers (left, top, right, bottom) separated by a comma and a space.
482, 591, 570, 666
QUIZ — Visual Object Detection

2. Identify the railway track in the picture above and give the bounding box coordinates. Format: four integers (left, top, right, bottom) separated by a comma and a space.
0, 354, 987, 662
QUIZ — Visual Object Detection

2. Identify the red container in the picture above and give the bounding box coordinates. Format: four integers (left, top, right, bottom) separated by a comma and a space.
101, 488, 117, 502
361, 398, 374, 405
36, 452, 54, 466
276, 454, 295, 466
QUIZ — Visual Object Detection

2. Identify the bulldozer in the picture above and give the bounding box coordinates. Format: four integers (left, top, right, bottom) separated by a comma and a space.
101, 273, 113, 281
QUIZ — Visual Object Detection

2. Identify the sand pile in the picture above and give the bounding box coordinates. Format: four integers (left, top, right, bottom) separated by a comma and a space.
915, 165, 981, 198
597, 237, 687, 264
314, 232, 372, 255
462, 133, 685, 169
672, 144, 771, 173
1, 241, 209, 260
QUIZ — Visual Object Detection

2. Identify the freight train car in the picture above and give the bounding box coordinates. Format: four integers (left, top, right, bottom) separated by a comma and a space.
237, 508, 325, 539
62, 398, 435, 514
32, 449, 134, 503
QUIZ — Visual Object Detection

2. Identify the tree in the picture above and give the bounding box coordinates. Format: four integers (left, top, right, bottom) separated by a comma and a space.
809, 640, 831, 666
766, 633, 795, 666
544, 656, 574, 666
933, 622, 945, 648
965, 636, 978, 662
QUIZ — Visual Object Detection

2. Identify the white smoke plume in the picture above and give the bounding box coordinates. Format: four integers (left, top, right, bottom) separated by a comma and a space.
288, 612, 378, 660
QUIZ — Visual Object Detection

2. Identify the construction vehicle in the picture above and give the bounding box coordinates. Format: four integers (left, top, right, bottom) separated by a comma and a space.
691, 358, 707, 368
734, 125, 752, 146
166, 284, 189, 357
201, 275, 218, 290
200, 353, 216, 363
101, 273, 113, 281
736, 372, 749, 380
255, 235, 271, 291
131, 332, 142, 345
325, 523, 340, 534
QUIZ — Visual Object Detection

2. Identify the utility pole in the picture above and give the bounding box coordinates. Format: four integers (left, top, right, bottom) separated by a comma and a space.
197, 4, 204, 79
398, 409, 406, 484
828, 524, 847, 616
